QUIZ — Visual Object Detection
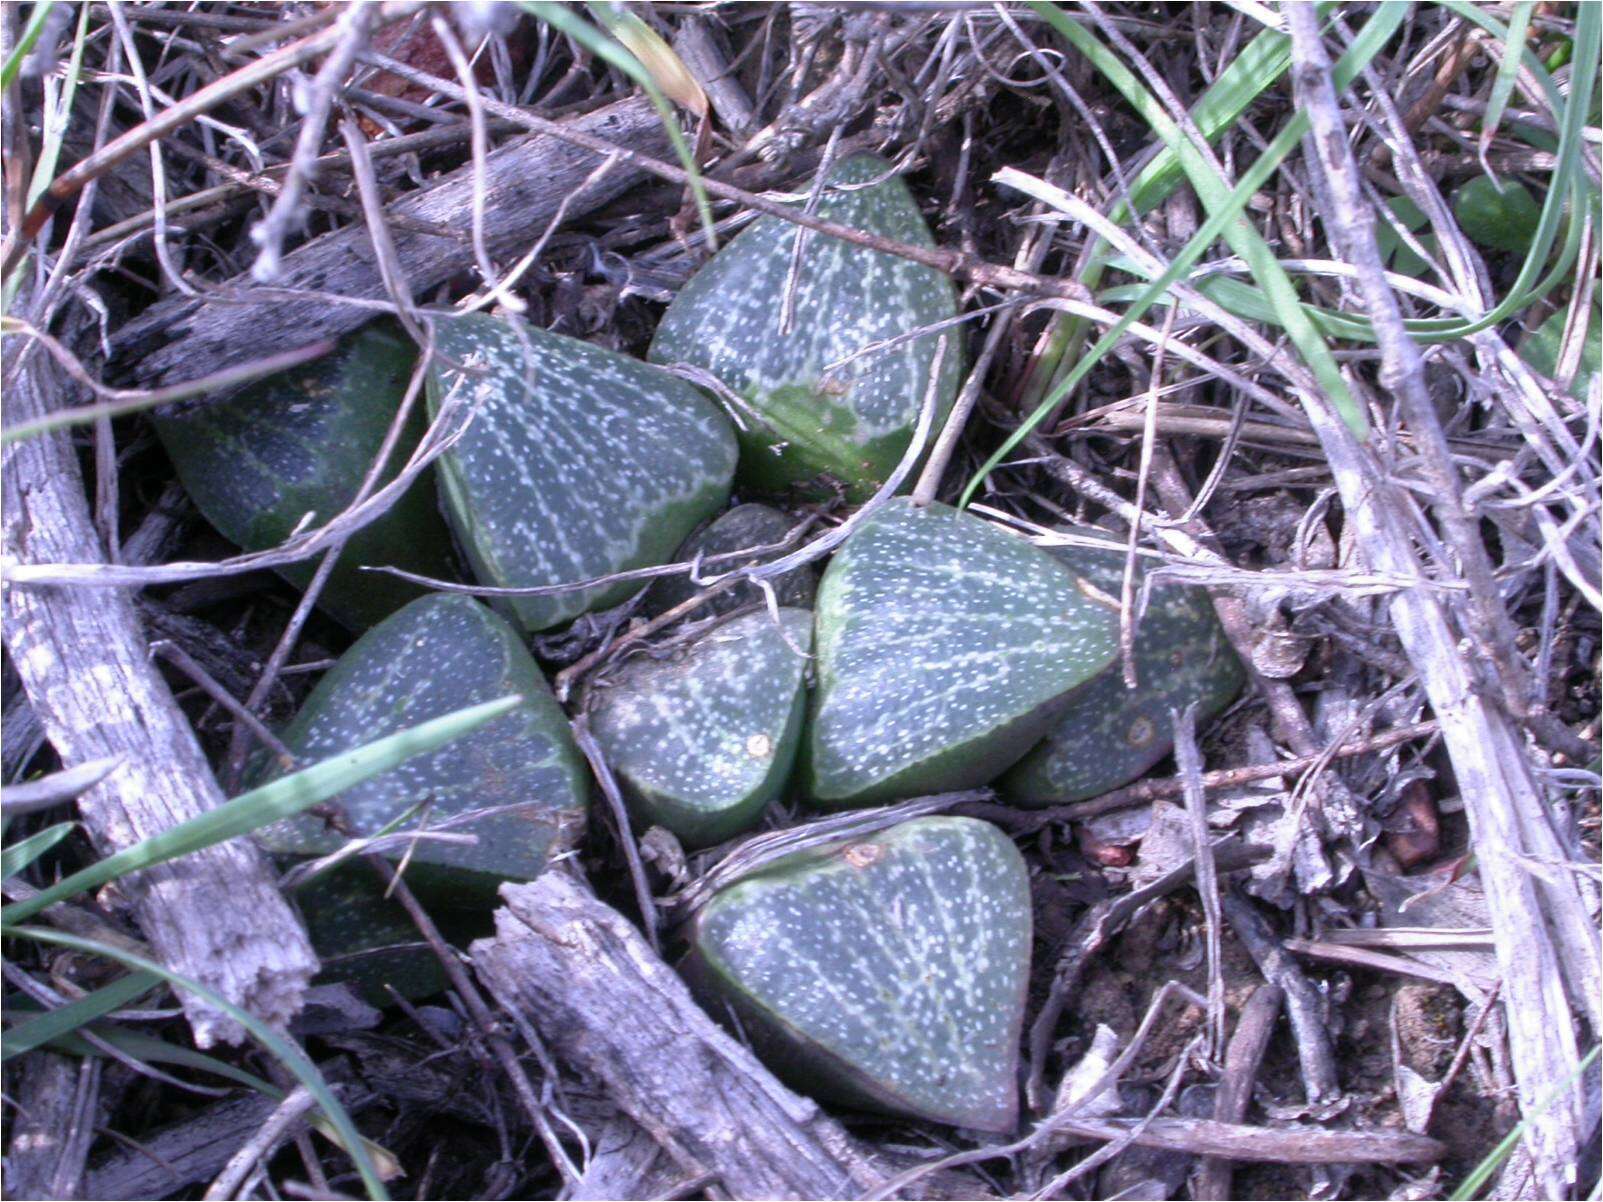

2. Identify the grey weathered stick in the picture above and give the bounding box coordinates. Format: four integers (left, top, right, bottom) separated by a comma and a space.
111, 95, 670, 389
1195, 983, 1284, 1201
1286, 10, 1598, 1193
2, 343, 317, 1047
1220, 893, 1339, 1107
87, 1091, 280, 1201
472, 872, 884, 1201
4, 1052, 100, 1201
1041, 1115, 1442, 1166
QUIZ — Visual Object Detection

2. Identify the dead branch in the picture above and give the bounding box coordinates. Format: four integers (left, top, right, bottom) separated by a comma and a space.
1286, 10, 1599, 1193
110, 95, 672, 389
2, 342, 316, 1047
471, 871, 885, 1201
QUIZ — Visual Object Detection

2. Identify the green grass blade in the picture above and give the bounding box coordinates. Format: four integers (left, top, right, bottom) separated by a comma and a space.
959, 2, 1407, 507
1434, 0, 1597, 327
24, 1, 90, 210
2, 821, 75, 880
0, 693, 521, 926
0, 0, 58, 91
1021, 15, 1309, 413
1000, 3, 1590, 442
2, 969, 161, 1061
49, 1023, 283, 1091
46, 1023, 402, 1178
1448, 1043, 1600, 1200
1116, 19, 1297, 222
1046, 5, 1365, 431
2, 925, 391, 1200
523, 1, 717, 249
1480, 2, 1535, 152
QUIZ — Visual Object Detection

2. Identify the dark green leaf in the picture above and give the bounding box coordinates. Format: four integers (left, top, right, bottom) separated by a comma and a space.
154, 323, 454, 630
591, 608, 812, 846
650, 154, 961, 500
687, 815, 1030, 1132
427, 312, 737, 631
806, 501, 1120, 807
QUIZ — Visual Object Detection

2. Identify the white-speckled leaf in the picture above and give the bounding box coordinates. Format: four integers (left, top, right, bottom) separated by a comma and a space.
154, 323, 455, 630
257, 593, 590, 997
1002, 543, 1244, 804
591, 608, 812, 847
642, 503, 817, 619
687, 815, 1030, 1132
649, 154, 961, 500
805, 501, 1121, 807
427, 312, 738, 631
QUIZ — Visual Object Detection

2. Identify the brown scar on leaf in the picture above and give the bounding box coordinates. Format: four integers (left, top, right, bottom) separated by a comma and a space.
843, 843, 884, 869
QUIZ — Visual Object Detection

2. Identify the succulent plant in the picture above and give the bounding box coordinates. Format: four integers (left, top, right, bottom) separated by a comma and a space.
1520, 305, 1600, 402
1001, 541, 1244, 804
154, 323, 456, 630
685, 815, 1031, 1132
649, 154, 961, 500
427, 312, 738, 631
805, 500, 1122, 808
642, 502, 818, 619
590, 608, 812, 847
257, 592, 590, 999
1452, 175, 1542, 253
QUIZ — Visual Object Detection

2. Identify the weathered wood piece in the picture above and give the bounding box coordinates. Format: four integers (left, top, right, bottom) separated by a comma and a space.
3, 349, 316, 1046
471, 873, 884, 1201
4, 1052, 98, 1201
110, 96, 668, 389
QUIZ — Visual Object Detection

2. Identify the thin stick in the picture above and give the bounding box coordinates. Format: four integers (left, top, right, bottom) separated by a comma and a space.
362, 854, 582, 1188
1195, 983, 1284, 1200
203, 1086, 319, 1201
570, 713, 660, 955
980, 719, 1439, 831
251, 0, 375, 281
0, 1, 425, 274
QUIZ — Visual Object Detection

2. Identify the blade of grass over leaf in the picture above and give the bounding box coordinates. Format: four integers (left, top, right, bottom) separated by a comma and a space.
0, 926, 392, 1200
1439, 0, 1599, 321
0, 694, 521, 925
2, 970, 162, 1061
523, 1, 717, 249
958, 1, 1407, 507
0, 0, 57, 91
1, 821, 76, 880
1480, 2, 1536, 154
